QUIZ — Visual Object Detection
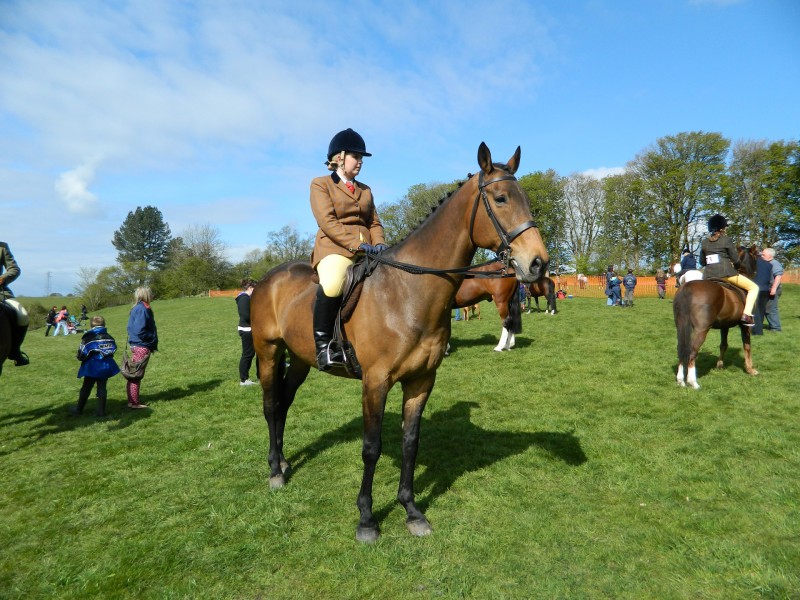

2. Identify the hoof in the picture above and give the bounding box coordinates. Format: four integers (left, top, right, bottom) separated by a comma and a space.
690, 382, 701, 390
356, 526, 380, 544
493, 348, 503, 352
269, 474, 285, 490
677, 381, 686, 387
406, 518, 432, 537
748, 369, 759, 376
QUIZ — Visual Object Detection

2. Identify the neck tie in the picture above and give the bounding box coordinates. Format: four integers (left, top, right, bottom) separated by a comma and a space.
345, 181, 355, 193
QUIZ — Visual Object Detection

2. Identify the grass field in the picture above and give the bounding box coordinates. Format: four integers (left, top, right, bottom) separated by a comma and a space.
1, 288, 798, 599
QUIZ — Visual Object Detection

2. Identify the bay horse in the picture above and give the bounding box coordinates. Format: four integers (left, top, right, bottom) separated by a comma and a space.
454, 261, 521, 351
250, 143, 549, 542
529, 276, 556, 314
673, 246, 758, 389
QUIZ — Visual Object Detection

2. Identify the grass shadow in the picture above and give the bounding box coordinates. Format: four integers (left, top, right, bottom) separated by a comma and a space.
0, 378, 224, 457
143, 378, 225, 403
286, 400, 586, 524
0, 400, 152, 457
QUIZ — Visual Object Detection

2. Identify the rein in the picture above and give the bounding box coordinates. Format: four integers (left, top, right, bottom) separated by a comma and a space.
363, 254, 514, 279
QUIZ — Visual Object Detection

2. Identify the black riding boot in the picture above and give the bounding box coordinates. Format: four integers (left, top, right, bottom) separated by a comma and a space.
313, 287, 344, 371
10, 325, 29, 366
69, 387, 90, 416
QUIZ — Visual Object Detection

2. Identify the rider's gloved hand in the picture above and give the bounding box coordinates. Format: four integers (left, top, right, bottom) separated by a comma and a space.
374, 244, 388, 252
358, 243, 379, 255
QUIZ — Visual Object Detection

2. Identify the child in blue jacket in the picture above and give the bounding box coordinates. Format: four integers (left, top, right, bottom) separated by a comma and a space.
69, 316, 121, 416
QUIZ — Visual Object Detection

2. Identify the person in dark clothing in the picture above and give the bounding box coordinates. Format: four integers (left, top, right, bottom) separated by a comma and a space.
45, 306, 58, 336
70, 315, 120, 416
236, 279, 258, 386
699, 214, 758, 325
622, 269, 637, 307
752, 253, 773, 335
607, 272, 622, 306
0, 241, 30, 365
674, 247, 697, 287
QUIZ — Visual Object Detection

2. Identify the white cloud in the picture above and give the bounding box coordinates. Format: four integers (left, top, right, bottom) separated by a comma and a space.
581, 166, 625, 180
54, 160, 100, 214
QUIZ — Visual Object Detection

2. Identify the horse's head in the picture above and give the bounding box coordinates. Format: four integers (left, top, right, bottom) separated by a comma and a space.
738, 245, 758, 277
470, 143, 549, 282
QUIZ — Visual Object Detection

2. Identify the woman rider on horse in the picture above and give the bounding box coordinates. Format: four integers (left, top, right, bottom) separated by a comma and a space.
699, 214, 758, 326
0, 241, 30, 365
310, 128, 388, 371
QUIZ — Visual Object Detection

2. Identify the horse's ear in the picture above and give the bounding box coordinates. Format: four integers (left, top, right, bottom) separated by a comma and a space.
507, 146, 521, 175
478, 142, 492, 174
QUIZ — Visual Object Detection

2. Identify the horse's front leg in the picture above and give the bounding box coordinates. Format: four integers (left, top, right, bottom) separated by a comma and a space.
398, 375, 436, 538
716, 327, 729, 369
355, 378, 390, 543
740, 326, 759, 375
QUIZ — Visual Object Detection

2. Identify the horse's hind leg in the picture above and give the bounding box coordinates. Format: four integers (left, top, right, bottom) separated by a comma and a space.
716, 328, 729, 370
686, 328, 712, 389
740, 327, 758, 375
397, 375, 435, 538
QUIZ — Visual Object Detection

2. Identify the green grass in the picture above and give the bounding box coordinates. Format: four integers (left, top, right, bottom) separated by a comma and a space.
1, 289, 798, 599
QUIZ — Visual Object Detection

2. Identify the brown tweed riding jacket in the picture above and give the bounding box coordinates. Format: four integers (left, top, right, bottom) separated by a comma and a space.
309, 172, 385, 269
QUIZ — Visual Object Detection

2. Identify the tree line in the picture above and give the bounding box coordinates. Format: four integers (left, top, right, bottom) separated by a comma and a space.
77, 131, 798, 309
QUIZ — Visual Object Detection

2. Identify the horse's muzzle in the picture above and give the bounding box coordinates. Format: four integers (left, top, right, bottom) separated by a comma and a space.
512, 257, 548, 283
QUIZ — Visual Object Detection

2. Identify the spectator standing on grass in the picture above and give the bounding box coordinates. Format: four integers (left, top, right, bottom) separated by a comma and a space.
125, 286, 158, 409
53, 306, 70, 336
0, 241, 30, 365
622, 269, 637, 307
69, 316, 120, 417
752, 251, 773, 336
236, 278, 259, 386
655, 269, 667, 300
762, 247, 783, 333
44, 305, 58, 336
607, 272, 622, 306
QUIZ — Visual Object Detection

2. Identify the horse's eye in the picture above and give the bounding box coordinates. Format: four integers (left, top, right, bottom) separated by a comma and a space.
494, 195, 507, 205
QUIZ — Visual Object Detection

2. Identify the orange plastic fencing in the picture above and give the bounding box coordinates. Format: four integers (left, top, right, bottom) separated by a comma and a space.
208, 268, 798, 299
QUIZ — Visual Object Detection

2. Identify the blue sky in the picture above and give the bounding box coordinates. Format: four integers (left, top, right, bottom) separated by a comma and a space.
1, 0, 798, 297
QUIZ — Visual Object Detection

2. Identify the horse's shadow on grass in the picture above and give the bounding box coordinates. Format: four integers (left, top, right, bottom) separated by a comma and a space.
287, 400, 586, 521
447, 334, 536, 352
679, 346, 747, 377
0, 378, 224, 457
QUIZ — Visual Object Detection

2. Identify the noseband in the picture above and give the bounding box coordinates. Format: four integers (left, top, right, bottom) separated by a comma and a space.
469, 171, 537, 260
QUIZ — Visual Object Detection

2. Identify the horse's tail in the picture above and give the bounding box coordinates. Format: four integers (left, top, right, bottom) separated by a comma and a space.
673, 288, 693, 367
505, 294, 522, 334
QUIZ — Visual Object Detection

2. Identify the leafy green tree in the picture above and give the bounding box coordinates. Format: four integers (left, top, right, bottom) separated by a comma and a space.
518, 170, 569, 270
727, 139, 800, 258
378, 181, 461, 245
156, 224, 233, 297
630, 131, 729, 261
601, 172, 653, 271
112, 206, 172, 275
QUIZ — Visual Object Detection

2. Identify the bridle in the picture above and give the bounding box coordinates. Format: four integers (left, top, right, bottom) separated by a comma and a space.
469, 170, 537, 269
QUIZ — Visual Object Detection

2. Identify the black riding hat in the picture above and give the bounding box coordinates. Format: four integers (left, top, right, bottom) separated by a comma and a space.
327, 128, 371, 160
708, 214, 728, 233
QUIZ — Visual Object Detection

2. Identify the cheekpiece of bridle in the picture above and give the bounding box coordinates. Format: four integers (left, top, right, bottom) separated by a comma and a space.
469, 170, 537, 271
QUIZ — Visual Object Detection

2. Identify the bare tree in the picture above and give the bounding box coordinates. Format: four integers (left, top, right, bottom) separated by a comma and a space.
563, 173, 605, 269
